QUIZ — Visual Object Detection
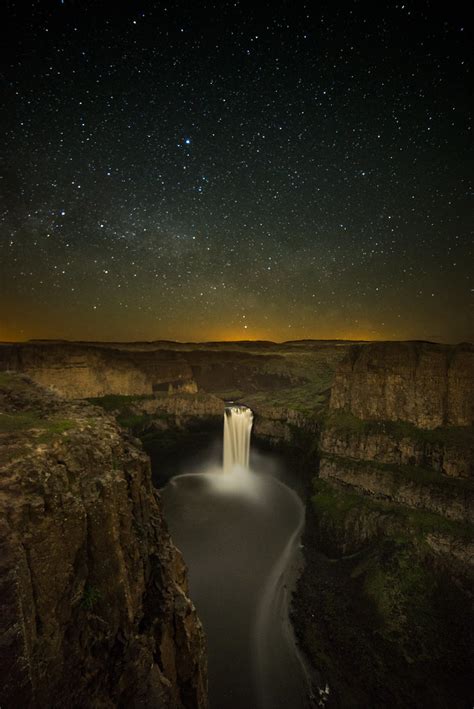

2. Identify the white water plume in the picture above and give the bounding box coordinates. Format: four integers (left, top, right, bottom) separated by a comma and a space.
162, 401, 313, 707
223, 405, 253, 474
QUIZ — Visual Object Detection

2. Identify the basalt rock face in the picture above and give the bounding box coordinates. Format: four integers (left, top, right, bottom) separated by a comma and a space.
252, 405, 319, 445
185, 349, 300, 393
0, 341, 305, 401
320, 455, 473, 523
293, 481, 474, 709
295, 341, 474, 708
133, 393, 224, 421
330, 341, 474, 428
0, 342, 195, 399
0, 375, 207, 708
320, 342, 474, 525
320, 425, 473, 478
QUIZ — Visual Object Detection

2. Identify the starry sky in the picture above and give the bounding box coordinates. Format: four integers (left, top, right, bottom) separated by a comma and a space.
1, 1, 472, 343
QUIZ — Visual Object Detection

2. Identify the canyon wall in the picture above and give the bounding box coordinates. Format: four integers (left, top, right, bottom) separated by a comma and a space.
0, 343, 195, 399
294, 341, 474, 708
320, 342, 473, 523
0, 374, 207, 708
0, 341, 304, 401
252, 404, 319, 446
133, 392, 224, 420
330, 341, 474, 428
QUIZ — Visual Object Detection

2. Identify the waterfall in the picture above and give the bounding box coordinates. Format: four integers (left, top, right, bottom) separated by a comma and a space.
223, 405, 253, 473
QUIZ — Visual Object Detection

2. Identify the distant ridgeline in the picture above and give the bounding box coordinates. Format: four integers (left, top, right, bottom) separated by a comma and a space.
0, 339, 472, 424
0, 338, 349, 401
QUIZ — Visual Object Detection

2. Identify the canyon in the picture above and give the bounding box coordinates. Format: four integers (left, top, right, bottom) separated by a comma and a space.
1, 339, 473, 707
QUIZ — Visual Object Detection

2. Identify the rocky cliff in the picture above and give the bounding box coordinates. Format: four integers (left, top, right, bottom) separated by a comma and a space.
0, 341, 297, 401
0, 343, 195, 399
320, 418, 473, 478
293, 477, 473, 708
132, 392, 224, 421
294, 341, 474, 708
0, 339, 348, 412
320, 342, 474, 523
0, 374, 207, 708
252, 404, 318, 445
330, 341, 474, 428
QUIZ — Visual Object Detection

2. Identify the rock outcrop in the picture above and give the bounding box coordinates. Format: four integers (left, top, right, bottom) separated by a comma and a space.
330, 341, 474, 428
0, 374, 207, 708
0, 341, 303, 401
321, 423, 473, 478
133, 393, 224, 420
319, 455, 473, 523
252, 404, 319, 444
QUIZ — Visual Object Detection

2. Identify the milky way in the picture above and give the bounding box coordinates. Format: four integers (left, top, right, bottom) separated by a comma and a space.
1, 2, 472, 342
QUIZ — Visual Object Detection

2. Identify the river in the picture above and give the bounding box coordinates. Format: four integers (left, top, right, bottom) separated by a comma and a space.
161, 449, 313, 708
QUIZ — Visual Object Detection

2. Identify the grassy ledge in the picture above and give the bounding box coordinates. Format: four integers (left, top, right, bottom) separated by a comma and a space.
325, 409, 474, 449
0, 411, 74, 437
311, 477, 473, 542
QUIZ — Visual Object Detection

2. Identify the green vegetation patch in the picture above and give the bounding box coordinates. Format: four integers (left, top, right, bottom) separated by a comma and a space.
35, 419, 75, 441
87, 393, 153, 412
116, 412, 153, 429
208, 344, 348, 413
0, 411, 74, 436
312, 478, 472, 542
323, 453, 474, 493
326, 410, 474, 449
360, 540, 465, 667
0, 371, 37, 392
244, 384, 329, 415
0, 412, 42, 432
80, 584, 102, 610
0, 371, 12, 385
87, 394, 158, 431
294, 510, 472, 707
312, 477, 382, 524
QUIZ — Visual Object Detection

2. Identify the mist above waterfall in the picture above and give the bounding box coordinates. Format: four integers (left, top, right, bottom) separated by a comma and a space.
176, 405, 261, 498
161, 404, 312, 708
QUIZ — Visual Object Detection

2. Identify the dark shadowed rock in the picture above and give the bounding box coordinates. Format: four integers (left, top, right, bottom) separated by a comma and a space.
0, 374, 207, 708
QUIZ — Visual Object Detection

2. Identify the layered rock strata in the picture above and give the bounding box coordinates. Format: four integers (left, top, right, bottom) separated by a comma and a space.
0, 343, 195, 399
330, 341, 474, 428
295, 341, 474, 707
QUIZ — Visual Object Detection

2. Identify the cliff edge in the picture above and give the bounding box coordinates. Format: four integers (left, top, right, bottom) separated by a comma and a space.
294, 342, 474, 708
0, 373, 207, 708
330, 341, 474, 428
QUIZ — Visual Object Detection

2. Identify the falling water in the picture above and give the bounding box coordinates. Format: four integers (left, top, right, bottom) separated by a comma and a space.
162, 401, 314, 707
223, 405, 253, 473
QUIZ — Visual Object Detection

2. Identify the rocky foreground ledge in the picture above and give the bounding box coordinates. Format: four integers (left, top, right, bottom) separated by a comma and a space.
0, 373, 207, 708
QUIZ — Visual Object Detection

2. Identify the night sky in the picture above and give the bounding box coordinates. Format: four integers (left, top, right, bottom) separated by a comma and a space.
1, 1, 472, 343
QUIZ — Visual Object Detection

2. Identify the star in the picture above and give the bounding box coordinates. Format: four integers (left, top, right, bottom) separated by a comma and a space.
0, 3, 470, 343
